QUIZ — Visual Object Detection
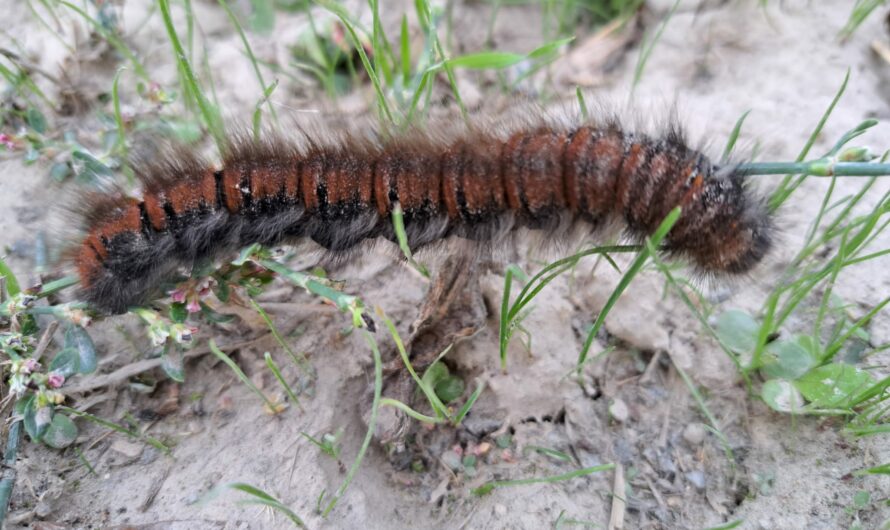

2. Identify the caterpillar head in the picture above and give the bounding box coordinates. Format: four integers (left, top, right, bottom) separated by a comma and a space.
667, 170, 774, 275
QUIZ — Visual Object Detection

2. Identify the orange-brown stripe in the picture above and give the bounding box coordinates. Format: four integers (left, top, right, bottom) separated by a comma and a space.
222, 167, 244, 213
503, 132, 529, 212
301, 153, 324, 210
585, 133, 623, 216
200, 171, 217, 206
373, 154, 393, 216
143, 193, 167, 230
520, 131, 566, 213
616, 142, 646, 214
563, 127, 594, 213
440, 145, 463, 219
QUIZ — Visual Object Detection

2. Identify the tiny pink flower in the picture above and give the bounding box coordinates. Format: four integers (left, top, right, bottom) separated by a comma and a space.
47, 372, 65, 389
169, 288, 187, 304
197, 277, 214, 297
0, 133, 16, 150
22, 358, 40, 374
186, 296, 201, 313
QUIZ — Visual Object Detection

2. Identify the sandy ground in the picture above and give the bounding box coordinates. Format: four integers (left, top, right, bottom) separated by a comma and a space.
2, 0, 890, 528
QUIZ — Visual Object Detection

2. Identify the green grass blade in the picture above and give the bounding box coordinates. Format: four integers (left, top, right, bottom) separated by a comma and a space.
248, 297, 311, 373
673, 362, 736, 468
391, 204, 430, 278
577, 208, 681, 368
158, 0, 226, 152
315, 0, 394, 122
215, 483, 306, 527
379, 398, 444, 424
209, 339, 278, 410
59, 407, 170, 454
264, 352, 303, 411
768, 69, 849, 211
218, 0, 278, 126
111, 67, 128, 160
379, 310, 448, 417
322, 331, 383, 516
631, 0, 679, 90
453, 379, 485, 425
721, 110, 751, 163
472, 463, 615, 496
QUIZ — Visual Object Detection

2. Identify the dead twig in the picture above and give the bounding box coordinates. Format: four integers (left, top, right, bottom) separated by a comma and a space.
608, 463, 626, 530
32, 320, 59, 362
66, 335, 275, 394
140, 461, 173, 512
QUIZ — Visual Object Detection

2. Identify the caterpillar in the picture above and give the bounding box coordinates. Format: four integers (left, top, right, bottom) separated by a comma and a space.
73, 115, 773, 314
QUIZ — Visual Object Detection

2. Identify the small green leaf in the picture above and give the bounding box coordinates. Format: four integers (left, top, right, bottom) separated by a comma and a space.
471, 484, 495, 496
65, 324, 98, 374
199, 301, 235, 323
26, 107, 47, 134
794, 334, 821, 358
72, 150, 114, 181
214, 277, 231, 302
422, 362, 449, 388
43, 413, 78, 449
169, 302, 188, 323
233, 243, 262, 265
793, 363, 874, 407
50, 348, 81, 378
526, 37, 574, 60
49, 162, 72, 181
434, 375, 465, 404
761, 379, 804, 413
761, 339, 816, 380
851, 326, 870, 342
715, 310, 760, 358
842, 337, 870, 364
34, 405, 53, 440
17, 395, 40, 442
0, 258, 22, 296
161, 349, 185, 382
249, 0, 275, 33
853, 490, 870, 509
446, 52, 524, 70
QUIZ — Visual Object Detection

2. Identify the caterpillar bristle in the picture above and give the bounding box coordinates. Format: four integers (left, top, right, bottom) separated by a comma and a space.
72, 114, 774, 314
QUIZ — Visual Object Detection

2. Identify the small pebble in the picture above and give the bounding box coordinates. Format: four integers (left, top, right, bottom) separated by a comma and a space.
683, 423, 706, 445
609, 398, 629, 423
110, 439, 143, 459
494, 504, 507, 516
685, 470, 707, 491
462, 417, 503, 438
34, 498, 54, 518
441, 451, 463, 472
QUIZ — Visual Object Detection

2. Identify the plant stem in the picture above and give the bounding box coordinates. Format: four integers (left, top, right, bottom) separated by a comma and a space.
0, 419, 22, 525
736, 161, 890, 177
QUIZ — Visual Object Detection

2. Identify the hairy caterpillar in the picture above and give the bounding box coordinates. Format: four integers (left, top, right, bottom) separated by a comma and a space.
73, 115, 773, 314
